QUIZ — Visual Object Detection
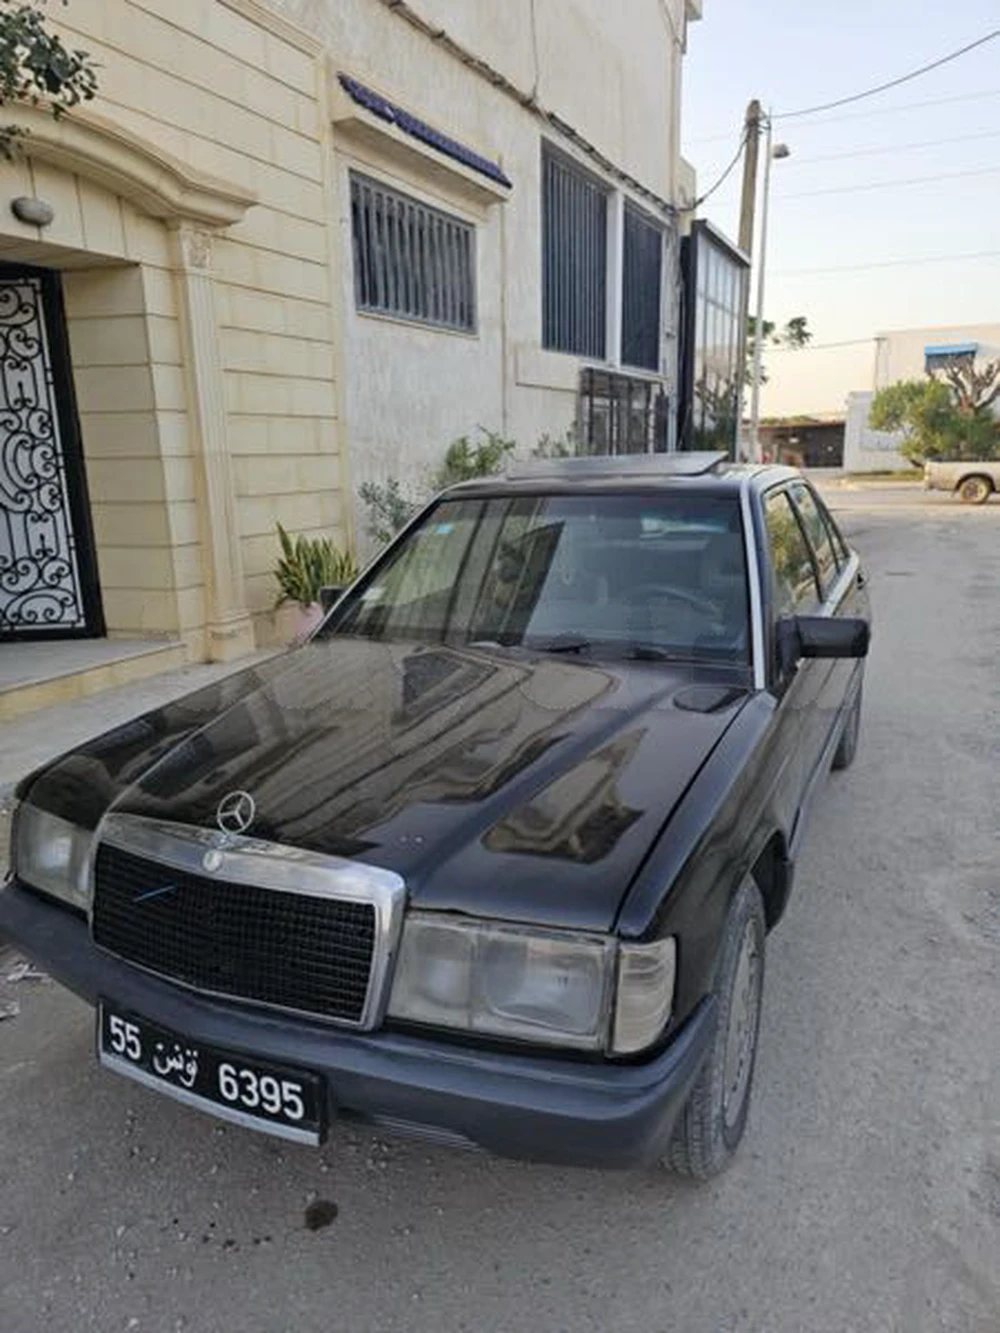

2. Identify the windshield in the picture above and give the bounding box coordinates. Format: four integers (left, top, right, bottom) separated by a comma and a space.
326, 492, 749, 663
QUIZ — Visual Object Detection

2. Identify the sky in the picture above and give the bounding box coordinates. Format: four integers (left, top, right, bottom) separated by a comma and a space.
681, 0, 1000, 418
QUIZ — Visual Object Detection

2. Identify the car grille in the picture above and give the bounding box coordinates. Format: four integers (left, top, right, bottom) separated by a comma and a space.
91, 843, 376, 1023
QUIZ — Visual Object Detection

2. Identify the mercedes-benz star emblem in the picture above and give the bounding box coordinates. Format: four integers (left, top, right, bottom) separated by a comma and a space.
215, 790, 256, 836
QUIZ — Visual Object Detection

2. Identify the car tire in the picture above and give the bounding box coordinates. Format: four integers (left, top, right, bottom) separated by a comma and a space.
957, 476, 992, 505
831, 682, 862, 771
665, 875, 766, 1180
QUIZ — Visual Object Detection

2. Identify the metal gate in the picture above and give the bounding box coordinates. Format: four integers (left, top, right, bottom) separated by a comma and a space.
0, 265, 103, 639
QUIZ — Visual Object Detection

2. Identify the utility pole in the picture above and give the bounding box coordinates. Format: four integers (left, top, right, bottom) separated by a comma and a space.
749, 112, 773, 463
736, 99, 762, 459
737, 99, 762, 258
749, 118, 791, 462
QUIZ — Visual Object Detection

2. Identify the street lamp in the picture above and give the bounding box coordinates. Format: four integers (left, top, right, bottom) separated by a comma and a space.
749, 120, 790, 462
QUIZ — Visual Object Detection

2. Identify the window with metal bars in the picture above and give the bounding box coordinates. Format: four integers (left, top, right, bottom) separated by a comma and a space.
621, 205, 662, 372
578, 368, 669, 455
541, 146, 607, 358
350, 173, 476, 333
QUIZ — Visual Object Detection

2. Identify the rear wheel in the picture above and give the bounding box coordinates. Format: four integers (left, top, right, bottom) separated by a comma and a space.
666, 876, 766, 1179
957, 475, 992, 505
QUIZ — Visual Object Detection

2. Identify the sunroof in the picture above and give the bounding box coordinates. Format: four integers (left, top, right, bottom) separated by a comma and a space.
505, 452, 729, 480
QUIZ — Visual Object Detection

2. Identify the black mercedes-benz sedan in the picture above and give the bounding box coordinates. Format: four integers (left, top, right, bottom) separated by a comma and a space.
1, 453, 870, 1178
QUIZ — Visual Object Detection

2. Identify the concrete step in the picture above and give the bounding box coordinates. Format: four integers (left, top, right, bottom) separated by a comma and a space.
0, 639, 189, 723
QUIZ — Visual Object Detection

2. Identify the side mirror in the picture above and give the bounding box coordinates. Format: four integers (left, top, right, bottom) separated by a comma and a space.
319, 585, 345, 612
793, 616, 870, 660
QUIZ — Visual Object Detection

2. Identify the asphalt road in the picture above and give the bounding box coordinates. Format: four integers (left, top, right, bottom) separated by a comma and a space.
1, 486, 998, 1333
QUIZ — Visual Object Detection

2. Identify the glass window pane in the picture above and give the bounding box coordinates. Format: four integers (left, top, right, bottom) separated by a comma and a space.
622, 205, 662, 371
542, 147, 607, 357
764, 491, 820, 615
331, 493, 749, 663
350, 172, 475, 332
788, 483, 838, 594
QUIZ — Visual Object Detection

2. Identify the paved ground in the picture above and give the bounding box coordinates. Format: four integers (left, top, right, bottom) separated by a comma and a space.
1, 486, 997, 1333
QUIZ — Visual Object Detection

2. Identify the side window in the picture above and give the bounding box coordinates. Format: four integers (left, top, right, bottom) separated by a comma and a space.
764, 491, 820, 616
788, 482, 838, 596
816, 493, 850, 566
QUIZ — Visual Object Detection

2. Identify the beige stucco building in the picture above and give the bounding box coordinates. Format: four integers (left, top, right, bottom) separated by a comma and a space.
0, 0, 701, 714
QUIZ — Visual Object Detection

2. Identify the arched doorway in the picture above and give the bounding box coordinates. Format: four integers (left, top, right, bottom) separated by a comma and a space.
0, 261, 104, 638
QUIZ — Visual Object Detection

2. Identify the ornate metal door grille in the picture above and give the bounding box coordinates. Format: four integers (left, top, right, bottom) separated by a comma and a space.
0, 265, 103, 638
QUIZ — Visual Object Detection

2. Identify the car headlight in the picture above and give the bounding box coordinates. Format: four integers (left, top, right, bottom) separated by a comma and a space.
388, 914, 615, 1050
388, 913, 676, 1054
13, 803, 92, 912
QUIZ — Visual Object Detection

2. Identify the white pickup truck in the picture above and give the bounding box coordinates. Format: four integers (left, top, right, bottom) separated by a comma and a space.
923, 460, 1000, 504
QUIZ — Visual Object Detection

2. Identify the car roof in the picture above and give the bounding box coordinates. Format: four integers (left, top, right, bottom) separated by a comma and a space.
441, 455, 803, 500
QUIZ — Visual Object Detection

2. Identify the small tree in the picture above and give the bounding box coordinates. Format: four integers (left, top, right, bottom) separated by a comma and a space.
745, 314, 812, 387
0, 1, 98, 159
869, 357, 1000, 465
358, 477, 420, 548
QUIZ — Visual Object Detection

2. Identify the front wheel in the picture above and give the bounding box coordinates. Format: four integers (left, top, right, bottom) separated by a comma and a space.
666, 876, 766, 1179
832, 683, 862, 771
957, 476, 992, 505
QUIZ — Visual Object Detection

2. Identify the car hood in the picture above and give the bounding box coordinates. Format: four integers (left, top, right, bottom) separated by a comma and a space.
23, 639, 749, 933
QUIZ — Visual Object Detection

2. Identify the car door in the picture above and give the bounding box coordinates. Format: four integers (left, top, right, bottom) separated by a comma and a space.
761, 486, 827, 821
791, 482, 869, 738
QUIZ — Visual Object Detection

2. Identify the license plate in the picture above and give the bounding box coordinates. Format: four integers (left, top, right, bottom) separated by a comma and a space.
97, 1003, 326, 1145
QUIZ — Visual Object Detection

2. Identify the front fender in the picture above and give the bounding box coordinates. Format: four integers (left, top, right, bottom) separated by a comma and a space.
616, 691, 792, 1023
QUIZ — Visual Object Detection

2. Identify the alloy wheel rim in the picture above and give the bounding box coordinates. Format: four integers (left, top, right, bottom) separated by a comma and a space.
722, 922, 761, 1130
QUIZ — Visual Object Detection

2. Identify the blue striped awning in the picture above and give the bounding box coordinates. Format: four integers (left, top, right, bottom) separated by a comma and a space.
924, 342, 978, 357
339, 74, 512, 189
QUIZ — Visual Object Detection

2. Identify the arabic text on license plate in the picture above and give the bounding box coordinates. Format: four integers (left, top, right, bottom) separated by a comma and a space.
97, 1003, 325, 1145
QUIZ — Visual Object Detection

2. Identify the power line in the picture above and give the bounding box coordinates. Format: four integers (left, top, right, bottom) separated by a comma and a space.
685, 85, 1000, 146
774, 29, 1000, 120
683, 133, 1000, 201
774, 249, 1000, 276
767, 338, 875, 352
681, 131, 747, 210
789, 127, 1000, 165
779, 162, 1000, 200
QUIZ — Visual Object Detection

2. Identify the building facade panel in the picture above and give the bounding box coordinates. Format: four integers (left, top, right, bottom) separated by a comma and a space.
0, 0, 699, 664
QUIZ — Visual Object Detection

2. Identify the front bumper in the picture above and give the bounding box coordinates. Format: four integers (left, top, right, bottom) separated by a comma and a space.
0, 879, 715, 1169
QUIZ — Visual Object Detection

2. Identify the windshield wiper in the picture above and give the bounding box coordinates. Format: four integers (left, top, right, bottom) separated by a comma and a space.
530, 637, 701, 664
624, 643, 696, 663
529, 635, 593, 655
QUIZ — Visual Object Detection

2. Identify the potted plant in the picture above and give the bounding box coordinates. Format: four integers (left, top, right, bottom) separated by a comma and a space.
273, 523, 357, 641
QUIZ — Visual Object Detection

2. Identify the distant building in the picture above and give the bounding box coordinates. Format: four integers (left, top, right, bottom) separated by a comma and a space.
872, 324, 1000, 388
758, 415, 844, 469
844, 324, 1000, 472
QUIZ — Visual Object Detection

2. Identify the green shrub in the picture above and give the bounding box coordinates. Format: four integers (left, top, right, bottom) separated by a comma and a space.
358, 424, 579, 552
532, 427, 579, 459
430, 429, 516, 490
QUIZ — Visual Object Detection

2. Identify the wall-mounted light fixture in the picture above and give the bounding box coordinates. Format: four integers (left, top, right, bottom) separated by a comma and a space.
11, 196, 55, 228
